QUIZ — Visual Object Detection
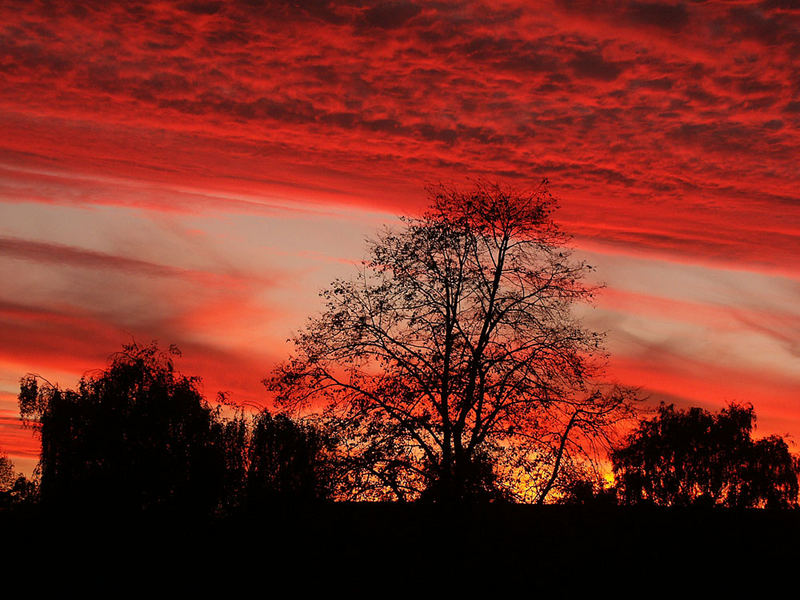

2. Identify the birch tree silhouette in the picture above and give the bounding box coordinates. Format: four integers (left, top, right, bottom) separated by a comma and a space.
613, 402, 800, 508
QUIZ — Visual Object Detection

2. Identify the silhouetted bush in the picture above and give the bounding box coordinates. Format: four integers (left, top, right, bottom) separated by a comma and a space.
209, 402, 249, 513
418, 451, 511, 504
557, 478, 617, 506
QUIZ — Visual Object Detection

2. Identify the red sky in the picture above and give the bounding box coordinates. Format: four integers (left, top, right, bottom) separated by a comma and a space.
1, 0, 798, 475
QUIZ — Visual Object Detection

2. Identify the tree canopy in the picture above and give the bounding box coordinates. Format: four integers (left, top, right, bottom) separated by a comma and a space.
246, 410, 334, 507
267, 181, 634, 503
612, 402, 800, 508
17, 341, 338, 513
19, 342, 228, 512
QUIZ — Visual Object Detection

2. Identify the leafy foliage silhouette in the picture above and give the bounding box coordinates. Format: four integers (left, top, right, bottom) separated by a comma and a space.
0, 451, 16, 491
612, 402, 800, 508
0, 450, 37, 507
18, 342, 226, 513
267, 181, 634, 503
245, 410, 334, 508
16, 341, 337, 513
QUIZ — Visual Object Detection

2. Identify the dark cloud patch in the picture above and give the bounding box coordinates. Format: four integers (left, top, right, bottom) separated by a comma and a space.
683, 85, 720, 105
725, 76, 783, 95
0, 235, 265, 291
554, 0, 605, 15
569, 50, 624, 81
738, 96, 780, 111
304, 64, 341, 84
266, 0, 351, 25
223, 0, 350, 26
0, 38, 74, 74
320, 111, 358, 128
413, 122, 458, 144
627, 2, 690, 32
154, 91, 328, 125
228, 96, 316, 123
358, 116, 401, 135
668, 121, 784, 155
630, 77, 674, 90
456, 37, 561, 75
177, 1, 224, 15
0, 236, 189, 278
760, 0, 800, 11
557, 0, 690, 31
145, 72, 192, 94
362, 1, 422, 29
204, 27, 253, 45
83, 64, 128, 94
142, 22, 193, 51
727, 6, 798, 47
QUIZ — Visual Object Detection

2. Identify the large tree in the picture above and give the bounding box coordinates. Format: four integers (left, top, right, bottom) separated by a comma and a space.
267, 181, 633, 503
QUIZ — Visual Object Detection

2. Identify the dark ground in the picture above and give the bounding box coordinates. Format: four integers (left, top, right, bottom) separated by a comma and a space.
3, 503, 798, 580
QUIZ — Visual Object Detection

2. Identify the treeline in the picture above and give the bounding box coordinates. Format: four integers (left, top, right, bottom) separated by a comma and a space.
2, 341, 798, 513
6, 342, 332, 514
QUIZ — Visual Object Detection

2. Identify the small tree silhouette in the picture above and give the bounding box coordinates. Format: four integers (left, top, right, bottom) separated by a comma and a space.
246, 410, 333, 508
18, 341, 227, 513
210, 403, 250, 513
0, 451, 16, 491
612, 402, 799, 508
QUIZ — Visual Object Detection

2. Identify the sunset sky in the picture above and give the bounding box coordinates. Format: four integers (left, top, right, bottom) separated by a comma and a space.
1, 0, 798, 475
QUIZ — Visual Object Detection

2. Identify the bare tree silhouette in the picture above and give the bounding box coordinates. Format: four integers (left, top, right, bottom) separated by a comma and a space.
267, 181, 634, 503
